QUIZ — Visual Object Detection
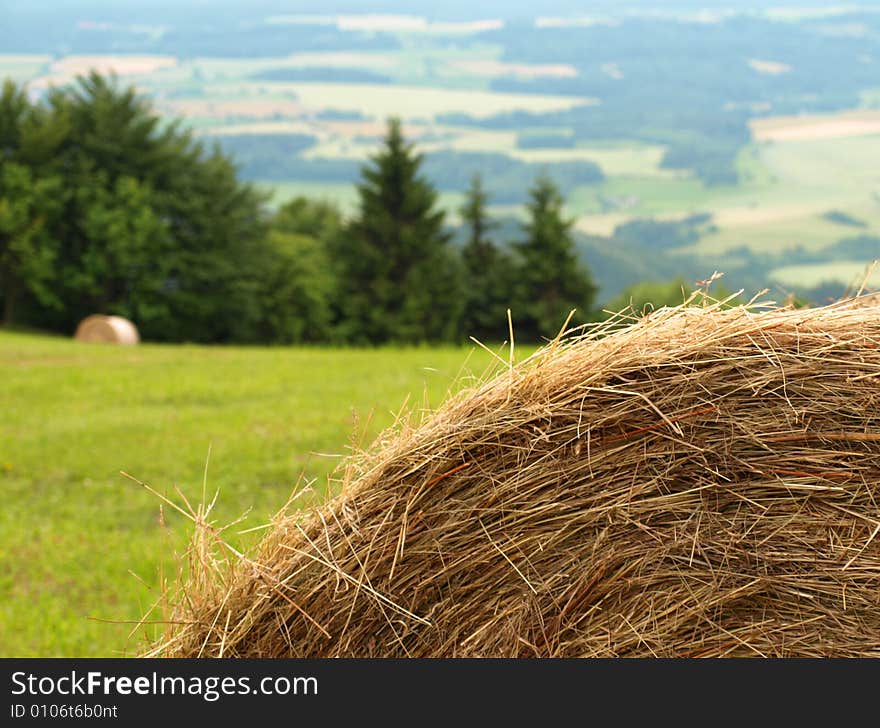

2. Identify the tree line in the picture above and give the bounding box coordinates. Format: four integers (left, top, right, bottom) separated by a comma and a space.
0, 73, 597, 344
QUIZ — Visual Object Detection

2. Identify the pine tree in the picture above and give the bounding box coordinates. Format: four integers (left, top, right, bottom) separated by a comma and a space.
460, 173, 495, 275
459, 173, 516, 342
332, 118, 463, 343
514, 174, 596, 340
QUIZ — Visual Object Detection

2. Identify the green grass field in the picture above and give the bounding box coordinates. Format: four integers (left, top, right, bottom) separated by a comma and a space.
0, 331, 504, 656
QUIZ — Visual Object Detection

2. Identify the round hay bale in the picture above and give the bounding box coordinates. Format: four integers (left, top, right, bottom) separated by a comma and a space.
74, 314, 140, 345
149, 298, 880, 657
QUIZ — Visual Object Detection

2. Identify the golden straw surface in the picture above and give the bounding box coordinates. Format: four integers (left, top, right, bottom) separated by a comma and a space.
147, 297, 880, 657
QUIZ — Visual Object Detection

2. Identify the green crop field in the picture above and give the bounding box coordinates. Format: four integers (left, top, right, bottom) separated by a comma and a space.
566, 130, 880, 257
0, 331, 506, 656
769, 260, 880, 289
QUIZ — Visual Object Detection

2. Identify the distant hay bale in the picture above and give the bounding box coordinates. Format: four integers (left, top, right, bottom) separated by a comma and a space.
74, 315, 140, 345
148, 297, 880, 657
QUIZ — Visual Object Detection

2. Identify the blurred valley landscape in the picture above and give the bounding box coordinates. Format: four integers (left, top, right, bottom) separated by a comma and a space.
5, 0, 880, 305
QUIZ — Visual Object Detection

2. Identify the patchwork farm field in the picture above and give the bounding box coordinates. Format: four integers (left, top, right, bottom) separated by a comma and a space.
181, 81, 591, 120
251, 110, 880, 270
11, 51, 880, 246
7, 40, 880, 295
693, 133, 880, 258
572, 129, 880, 261
0, 331, 502, 656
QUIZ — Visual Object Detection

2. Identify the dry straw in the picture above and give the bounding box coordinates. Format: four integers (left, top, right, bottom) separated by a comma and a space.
143, 294, 880, 657
75, 314, 140, 345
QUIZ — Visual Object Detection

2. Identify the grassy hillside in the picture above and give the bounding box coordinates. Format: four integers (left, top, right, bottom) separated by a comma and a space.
0, 331, 503, 656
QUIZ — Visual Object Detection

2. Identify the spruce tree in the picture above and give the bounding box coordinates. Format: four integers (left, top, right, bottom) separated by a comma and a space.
333, 118, 463, 343
514, 174, 596, 340
460, 173, 495, 275
459, 173, 516, 342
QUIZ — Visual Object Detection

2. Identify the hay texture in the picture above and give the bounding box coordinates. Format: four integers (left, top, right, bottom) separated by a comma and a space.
148, 298, 880, 657
75, 314, 140, 345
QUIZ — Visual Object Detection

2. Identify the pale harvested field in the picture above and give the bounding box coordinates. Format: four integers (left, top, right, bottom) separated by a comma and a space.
769, 261, 880, 290
162, 99, 304, 119
317, 119, 428, 138
302, 138, 399, 161
512, 143, 671, 176
751, 110, 880, 141
862, 89, 880, 107
694, 204, 880, 256
748, 58, 791, 75
266, 14, 503, 33
575, 210, 693, 236
600, 62, 624, 80
51, 54, 176, 78
0, 54, 51, 82
670, 131, 880, 254
27, 55, 179, 90
376, 127, 667, 175
766, 7, 863, 20
298, 127, 672, 178
710, 203, 825, 227
418, 20, 504, 34
207, 82, 594, 120
574, 213, 635, 236
206, 118, 416, 141
194, 52, 398, 75
535, 17, 621, 28
450, 59, 578, 79
0, 54, 52, 65
335, 16, 503, 33
268, 52, 397, 69
207, 121, 323, 136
